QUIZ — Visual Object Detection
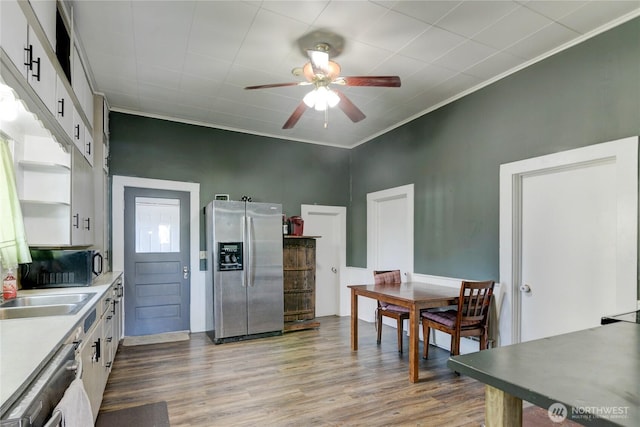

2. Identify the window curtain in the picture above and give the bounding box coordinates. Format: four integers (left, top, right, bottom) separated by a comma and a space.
0, 137, 31, 268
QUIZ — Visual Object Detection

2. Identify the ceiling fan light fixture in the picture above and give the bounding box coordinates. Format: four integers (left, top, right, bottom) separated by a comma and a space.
326, 89, 340, 108
303, 89, 317, 108
304, 86, 340, 112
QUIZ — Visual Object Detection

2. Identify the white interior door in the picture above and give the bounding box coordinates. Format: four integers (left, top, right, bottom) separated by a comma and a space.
301, 205, 346, 317
520, 160, 617, 341
500, 137, 638, 345
367, 184, 414, 278
367, 184, 414, 329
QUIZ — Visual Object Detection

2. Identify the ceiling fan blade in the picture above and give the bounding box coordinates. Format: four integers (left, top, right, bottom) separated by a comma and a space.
334, 90, 366, 123
282, 101, 309, 129
335, 76, 401, 87
245, 82, 309, 90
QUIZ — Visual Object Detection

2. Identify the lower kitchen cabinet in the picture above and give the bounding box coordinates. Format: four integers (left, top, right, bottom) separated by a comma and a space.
78, 277, 123, 420
79, 318, 103, 418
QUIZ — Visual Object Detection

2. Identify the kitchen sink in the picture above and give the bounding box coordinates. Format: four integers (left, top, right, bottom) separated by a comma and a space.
0, 292, 96, 319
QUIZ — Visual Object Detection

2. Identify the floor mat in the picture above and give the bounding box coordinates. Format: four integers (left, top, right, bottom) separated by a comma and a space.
96, 401, 170, 427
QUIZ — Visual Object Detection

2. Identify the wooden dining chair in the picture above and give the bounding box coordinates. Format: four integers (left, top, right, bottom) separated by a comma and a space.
421, 280, 495, 359
373, 270, 409, 353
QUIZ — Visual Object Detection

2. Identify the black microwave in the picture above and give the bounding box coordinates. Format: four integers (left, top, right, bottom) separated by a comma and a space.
20, 250, 103, 288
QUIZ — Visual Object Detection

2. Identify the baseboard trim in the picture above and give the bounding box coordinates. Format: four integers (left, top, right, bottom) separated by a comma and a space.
122, 331, 190, 346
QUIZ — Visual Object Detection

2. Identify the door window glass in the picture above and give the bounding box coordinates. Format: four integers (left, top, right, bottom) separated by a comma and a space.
135, 197, 180, 253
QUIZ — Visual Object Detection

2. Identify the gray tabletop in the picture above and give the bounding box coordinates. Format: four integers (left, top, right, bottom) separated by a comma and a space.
448, 322, 640, 426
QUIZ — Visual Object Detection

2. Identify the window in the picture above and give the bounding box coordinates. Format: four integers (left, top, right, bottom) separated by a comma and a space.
135, 197, 180, 253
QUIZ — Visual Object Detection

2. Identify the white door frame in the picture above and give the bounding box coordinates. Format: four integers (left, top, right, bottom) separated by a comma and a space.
499, 137, 638, 345
367, 184, 415, 275
112, 175, 204, 333
300, 204, 347, 315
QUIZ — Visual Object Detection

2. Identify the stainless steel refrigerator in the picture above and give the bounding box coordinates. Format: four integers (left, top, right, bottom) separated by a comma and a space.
205, 200, 284, 343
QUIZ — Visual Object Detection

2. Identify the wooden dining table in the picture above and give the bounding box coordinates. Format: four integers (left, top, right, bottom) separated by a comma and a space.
348, 281, 459, 383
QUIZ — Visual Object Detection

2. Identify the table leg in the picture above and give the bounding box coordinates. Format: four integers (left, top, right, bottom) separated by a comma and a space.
409, 305, 419, 383
351, 288, 358, 351
485, 385, 522, 426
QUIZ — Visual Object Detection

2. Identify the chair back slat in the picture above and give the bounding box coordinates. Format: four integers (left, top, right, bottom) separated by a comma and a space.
457, 280, 495, 328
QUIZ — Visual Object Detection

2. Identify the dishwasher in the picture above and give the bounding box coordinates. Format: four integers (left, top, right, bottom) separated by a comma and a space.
0, 342, 80, 427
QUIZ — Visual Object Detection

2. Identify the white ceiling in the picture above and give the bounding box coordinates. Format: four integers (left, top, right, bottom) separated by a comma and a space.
70, 0, 640, 149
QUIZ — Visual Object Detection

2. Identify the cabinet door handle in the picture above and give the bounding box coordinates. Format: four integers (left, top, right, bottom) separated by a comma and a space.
84, 217, 91, 231
86, 141, 91, 155
24, 45, 33, 69
92, 338, 101, 362
31, 57, 41, 81
58, 98, 65, 117
73, 213, 79, 229
74, 124, 80, 139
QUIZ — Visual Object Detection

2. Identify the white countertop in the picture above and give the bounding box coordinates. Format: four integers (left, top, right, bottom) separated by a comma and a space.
0, 271, 122, 414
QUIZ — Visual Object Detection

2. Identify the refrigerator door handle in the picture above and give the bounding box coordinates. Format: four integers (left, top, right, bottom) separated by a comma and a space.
241, 215, 247, 287
247, 215, 254, 287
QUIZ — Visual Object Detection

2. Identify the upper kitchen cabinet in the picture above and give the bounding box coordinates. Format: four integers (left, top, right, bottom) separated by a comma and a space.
72, 147, 94, 246
0, 1, 28, 78
28, 0, 56, 50
1, 0, 103, 249
55, 75, 74, 140
72, 44, 94, 129
0, 0, 56, 115
26, 25, 57, 115
0, 0, 95, 148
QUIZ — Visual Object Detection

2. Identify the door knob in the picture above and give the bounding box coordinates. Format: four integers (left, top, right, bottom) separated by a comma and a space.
520, 284, 531, 293
183, 266, 189, 279
331, 267, 337, 273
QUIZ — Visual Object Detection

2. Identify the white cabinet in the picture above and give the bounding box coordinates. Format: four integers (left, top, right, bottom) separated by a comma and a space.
28, 0, 56, 50
79, 316, 103, 419
26, 25, 56, 114
55, 76, 74, 139
72, 100, 94, 166
0, 0, 28, 77
84, 122, 94, 166
2, 0, 101, 248
72, 45, 93, 128
71, 148, 94, 246
72, 105, 84, 153
79, 279, 123, 421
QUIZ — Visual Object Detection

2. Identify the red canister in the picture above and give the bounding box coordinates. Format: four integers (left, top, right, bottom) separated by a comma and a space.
288, 216, 304, 236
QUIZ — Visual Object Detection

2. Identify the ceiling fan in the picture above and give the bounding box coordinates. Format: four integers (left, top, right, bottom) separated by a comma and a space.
244, 42, 401, 129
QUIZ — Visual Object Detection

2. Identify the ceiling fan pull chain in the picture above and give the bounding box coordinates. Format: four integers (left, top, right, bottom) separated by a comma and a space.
324, 108, 329, 129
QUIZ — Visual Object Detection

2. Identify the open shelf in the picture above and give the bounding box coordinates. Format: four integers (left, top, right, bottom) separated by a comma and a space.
19, 160, 71, 173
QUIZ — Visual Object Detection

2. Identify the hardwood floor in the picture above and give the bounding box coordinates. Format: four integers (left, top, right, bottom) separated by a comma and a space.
100, 316, 487, 426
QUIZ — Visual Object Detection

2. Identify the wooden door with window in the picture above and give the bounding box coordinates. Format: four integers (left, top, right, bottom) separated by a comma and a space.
124, 187, 190, 336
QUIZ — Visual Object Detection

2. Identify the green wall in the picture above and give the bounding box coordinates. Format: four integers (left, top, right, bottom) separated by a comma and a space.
110, 18, 639, 279
109, 114, 351, 251
349, 17, 640, 278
